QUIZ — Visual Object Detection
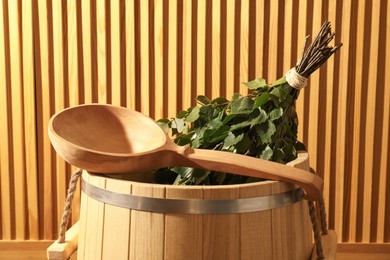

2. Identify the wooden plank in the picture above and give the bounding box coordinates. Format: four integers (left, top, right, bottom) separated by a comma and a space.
349, 0, 366, 241
83, 174, 105, 259
377, 0, 390, 242
101, 177, 131, 259
167, 0, 177, 116
46, 221, 79, 260
295, 0, 308, 142
129, 183, 165, 260
283, 0, 294, 72
255, 0, 265, 78
0, 241, 54, 260
362, 0, 380, 242
81, 0, 92, 103
76, 173, 88, 259
240, 182, 272, 259
138, 0, 150, 115
36, 0, 54, 239
307, 3, 323, 172
111, 0, 121, 106
8, 0, 27, 240
225, 0, 235, 99
22, 0, 39, 240
0, 0, 12, 240
239, 0, 249, 95
68, 0, 79, 107
267, 0, 279, 82
154, 0, 164, 119
334, 0, 352, 242
202, 186, 239, 259
164, 187, 203, 259
196, 0, 206, 98
211, 0, 220, 99
96, 0, 107, 103
181, 0, 192, 110
52, 0, 67, 239
125, 0, 136, 109
271, 182, 300, 259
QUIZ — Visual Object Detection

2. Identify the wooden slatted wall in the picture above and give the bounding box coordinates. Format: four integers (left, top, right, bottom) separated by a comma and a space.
0, 0, 389, 250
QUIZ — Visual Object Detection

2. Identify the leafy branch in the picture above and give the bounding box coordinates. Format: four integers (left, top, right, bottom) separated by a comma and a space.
154, 21, 342, 186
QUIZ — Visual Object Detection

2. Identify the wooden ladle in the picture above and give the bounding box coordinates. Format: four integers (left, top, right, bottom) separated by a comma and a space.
48, 104, 323, 200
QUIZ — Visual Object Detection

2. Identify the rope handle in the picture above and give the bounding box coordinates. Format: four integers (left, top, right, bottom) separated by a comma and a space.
308, 168, 329, 260
58, 168, 83, 243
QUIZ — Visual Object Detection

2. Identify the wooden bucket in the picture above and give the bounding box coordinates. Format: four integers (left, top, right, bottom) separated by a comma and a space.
77, 152, 313, 260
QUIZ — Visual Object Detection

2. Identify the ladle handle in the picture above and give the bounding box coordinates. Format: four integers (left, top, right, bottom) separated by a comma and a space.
176, 148, 323, 201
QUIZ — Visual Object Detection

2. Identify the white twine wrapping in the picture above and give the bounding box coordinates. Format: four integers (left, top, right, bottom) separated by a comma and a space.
285, 67, 308, 89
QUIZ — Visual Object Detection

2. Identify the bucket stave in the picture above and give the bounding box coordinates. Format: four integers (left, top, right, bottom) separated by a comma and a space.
77, 152, 312, 260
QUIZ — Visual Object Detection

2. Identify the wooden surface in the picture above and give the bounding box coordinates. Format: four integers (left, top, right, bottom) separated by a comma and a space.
0, 0, 389, 252
77, 162, 313, 259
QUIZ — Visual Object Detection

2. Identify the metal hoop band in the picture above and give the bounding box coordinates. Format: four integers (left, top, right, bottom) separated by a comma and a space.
82, 178, 304, 214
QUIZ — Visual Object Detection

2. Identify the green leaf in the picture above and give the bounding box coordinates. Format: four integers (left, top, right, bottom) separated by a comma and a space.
270, 83, 291, 102
223, 132, 244, 148
243, 77, 267, 89
211, 97, 229, 105
185, 106, 200, 122
232, 93, 242, 100
260, 145, 273, 160
207, 117, 223, 129
273, 148, 285, 163
256, 120, 276, 144
249, 109, 268, 127
253, 92, 270, 108
204, 125, 230, 144
271, 76, 287, 86
222, 113, 237, 124
230, 97, 254, 115
156, 118, 170, 133
269, 107, 283, 121
174, 134, 192, 146
172, 118, 186, 133
196, 95, 211, 105
177, 110, 188, 118
235, 134, 252, 153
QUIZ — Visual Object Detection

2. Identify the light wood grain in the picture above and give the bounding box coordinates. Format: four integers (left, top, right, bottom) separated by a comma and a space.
164, 187, 203, 259
1, 0, 390, 251
225, 0, 235, 99
36, 0, 54, 239
0, 0, 12, 240
111, 0, 121, 106
80, 174, 105, 259
154, 0, 164, 119
101, 177, 131, 259
239, 0, 249, 95
9, 0, 26, 239
46, 222, 79, 260
97, 0, 107, 103
22, 0, 39, 240
52, 0, 67, 240
81, 0, 92, 103
129, 182, 165, 260
75, 154, 314, 259
139, 0, 150, 115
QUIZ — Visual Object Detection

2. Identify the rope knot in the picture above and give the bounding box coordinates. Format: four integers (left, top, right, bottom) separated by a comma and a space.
285, 67, 308, 89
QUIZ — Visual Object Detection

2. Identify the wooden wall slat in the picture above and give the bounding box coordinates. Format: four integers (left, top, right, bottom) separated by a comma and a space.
21, 0, 39, 240
0, 0, 12, 240
1, 0, 390, 248
52, 0, 67, 239
379, 0, 390, 243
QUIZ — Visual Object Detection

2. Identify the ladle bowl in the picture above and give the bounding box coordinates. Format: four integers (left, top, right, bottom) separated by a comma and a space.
48, 104, 323, 200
